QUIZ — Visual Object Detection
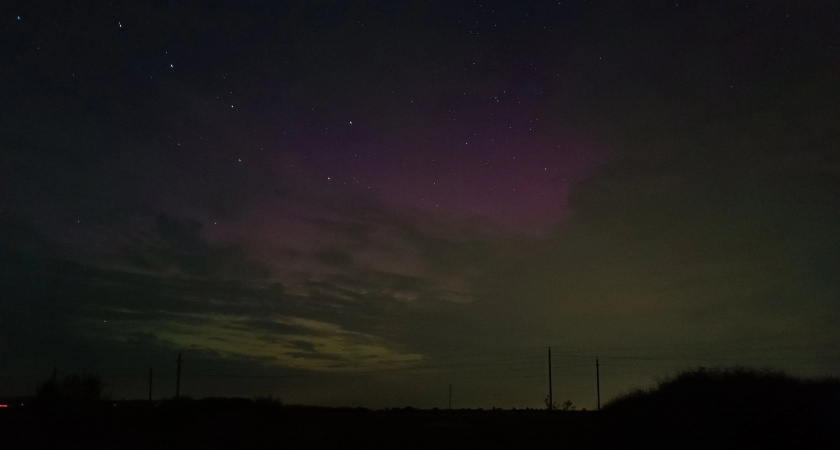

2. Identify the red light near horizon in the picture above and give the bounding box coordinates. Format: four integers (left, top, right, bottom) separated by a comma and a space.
0, 405, 7, 408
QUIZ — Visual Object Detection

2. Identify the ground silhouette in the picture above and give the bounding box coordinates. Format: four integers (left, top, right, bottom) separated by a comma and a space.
1, 367, 837, 449
600, 367, 840, 449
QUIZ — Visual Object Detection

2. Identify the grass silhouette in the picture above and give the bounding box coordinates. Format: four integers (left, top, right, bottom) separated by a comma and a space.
600, 367, 840, 449
2, 367, 838, 449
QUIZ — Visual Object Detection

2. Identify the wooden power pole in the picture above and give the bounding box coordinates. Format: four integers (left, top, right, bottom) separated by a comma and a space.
448, 382, 452, 410
596, 357, 601, 411
148, 367, 153, 402
548, 347, 553, 410
175, 352, 182, 398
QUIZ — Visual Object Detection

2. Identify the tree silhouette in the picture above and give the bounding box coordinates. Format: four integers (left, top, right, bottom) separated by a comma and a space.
37, 373, 104, 403
545, 395, 575, 411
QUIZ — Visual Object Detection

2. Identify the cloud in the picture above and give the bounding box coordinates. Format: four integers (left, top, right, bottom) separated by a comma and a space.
77, 311, 422, 372
470, 79, 840, 353
314, 248, 353, 269
121, 212, 272, 280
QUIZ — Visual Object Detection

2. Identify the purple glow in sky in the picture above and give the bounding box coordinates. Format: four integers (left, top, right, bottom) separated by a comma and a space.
1, 1, 839, 409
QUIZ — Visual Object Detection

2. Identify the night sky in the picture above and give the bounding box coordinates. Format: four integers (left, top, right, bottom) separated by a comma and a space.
1, 0, 839, 409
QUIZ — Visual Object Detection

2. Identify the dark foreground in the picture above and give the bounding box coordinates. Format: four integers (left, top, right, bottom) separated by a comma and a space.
4, 369, 839, 449
0, 403, 581, 450
1, 399, 838, 450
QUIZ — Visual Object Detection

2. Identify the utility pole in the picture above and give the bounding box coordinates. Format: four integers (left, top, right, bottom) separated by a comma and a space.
175, 352, 182, 398
596, 357, 601, 411
52, 367, 57, 385
448, 382, 452, 410
548, 347, 553, 410
148, 367, 153, 402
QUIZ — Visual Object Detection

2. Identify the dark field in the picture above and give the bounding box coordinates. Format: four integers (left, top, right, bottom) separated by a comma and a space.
1, 404, 594, 450
1, 399, 837, 450
3, 369, 839, 449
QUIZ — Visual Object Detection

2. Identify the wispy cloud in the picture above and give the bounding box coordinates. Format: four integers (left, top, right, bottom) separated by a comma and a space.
78, 311, 422, 372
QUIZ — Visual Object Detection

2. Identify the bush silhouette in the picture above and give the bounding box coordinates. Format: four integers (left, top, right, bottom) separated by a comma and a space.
544, 396, 575, 411
36, 373, 104, 404
602, 367, 840, 448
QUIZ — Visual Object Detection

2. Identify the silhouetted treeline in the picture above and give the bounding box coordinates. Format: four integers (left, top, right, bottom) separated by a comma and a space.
35, 373, 104, 405
2, 367, 838, 449
600, 367, 840, 449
